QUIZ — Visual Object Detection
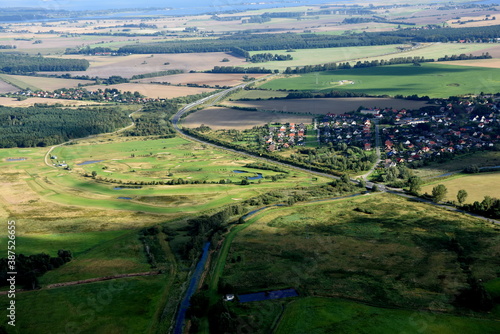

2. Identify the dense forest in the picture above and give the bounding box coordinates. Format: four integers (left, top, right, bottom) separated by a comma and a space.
0, 53, 89, 74
110, 25, 500, 55
0, 106, 130, 148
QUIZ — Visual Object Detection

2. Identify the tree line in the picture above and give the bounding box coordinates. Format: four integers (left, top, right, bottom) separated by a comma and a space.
108, 25, 500, 55
0, 53, 89, 74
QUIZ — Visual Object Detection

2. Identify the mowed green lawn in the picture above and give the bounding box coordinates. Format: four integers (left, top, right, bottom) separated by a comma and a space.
275, 297, 500, 334
260, 63, 500, 98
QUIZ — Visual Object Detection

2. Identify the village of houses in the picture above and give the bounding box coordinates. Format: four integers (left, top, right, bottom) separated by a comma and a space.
261, 97, 499, 169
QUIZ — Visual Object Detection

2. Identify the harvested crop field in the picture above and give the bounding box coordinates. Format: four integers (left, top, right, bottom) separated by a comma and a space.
0, 79, 18, 93
0, 97, 105, 107
135, 72, 267, 87
83, 83, 215, 98
437, 59, 500, 69
223, 98, 433, 114
182, 107, 314, 130
39, 52, 246, 78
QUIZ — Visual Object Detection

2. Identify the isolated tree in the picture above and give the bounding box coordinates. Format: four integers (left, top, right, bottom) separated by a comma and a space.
457, 189, 468, 206
408, 175, 422, 195
432, 184, 448, 203
91, 170, 97, 178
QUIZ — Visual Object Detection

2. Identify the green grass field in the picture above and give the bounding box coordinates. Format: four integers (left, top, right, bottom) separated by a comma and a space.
221, 193, 500, 313
421, 172, 500, 203
413, 151, 500, 179
260, 63, 500, 98
244, 45, 402, 71
275, 297, 500, 334
243, 43, 496, 72
0, 275, 167, 334
0, 230, 128, 256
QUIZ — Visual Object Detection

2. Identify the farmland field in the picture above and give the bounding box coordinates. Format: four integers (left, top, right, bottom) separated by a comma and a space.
413, 151, 500, 179
39, 52, 247, 78
0, 74, 94, 91
135, 72, 268, 87
222, 98, 433, 114
0, 78, 18, 93
83, 83, 215, 98
260, 63, 500, 98
421, 173, 500, 204
181, 106, 315, 129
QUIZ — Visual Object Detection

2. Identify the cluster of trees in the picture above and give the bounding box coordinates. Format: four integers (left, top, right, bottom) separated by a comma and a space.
125, 101, 177, 137
0, 53, 89, 73
209, 66, 274, 73
291, 145, 376, 173
113, 25, 500, 55
0, 106, 130, 148
0, 45, 15, 49
0, 250, 72, 290
462, 196, 500, 219
129, 69, 184, 80
247, 53, 293, 63
184, 127, 369, 176
437, 52, 492, 61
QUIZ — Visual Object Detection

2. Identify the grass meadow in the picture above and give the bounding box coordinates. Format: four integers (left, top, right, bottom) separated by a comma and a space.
260, 63, 500, 98
274, 297, 500, 334
0, 275, 168, 334
221, 193, 500, 315
413, 151, 500, 179
420, 172, 500, 204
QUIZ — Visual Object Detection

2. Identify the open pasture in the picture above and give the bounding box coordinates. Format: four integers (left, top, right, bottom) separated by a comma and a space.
221, 193, 500, 310
421, 172, 500, 204
244, 45, 402, 71
260, 63, 500, 98
83, 82, 215, 98
274, 297, 500, 334
0, 74, 93, 91
182, 106, 314, 130
413, 151, 500, 179
135, 72, 267, 87
0, 275, 167, 334
223, 97, 432, 114
39, 231, 150, 284
357, 43, 500, 64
